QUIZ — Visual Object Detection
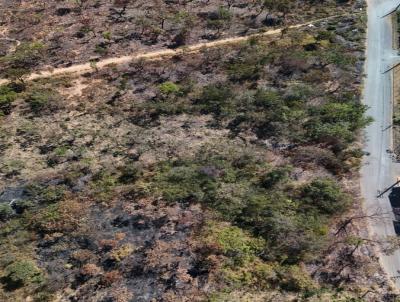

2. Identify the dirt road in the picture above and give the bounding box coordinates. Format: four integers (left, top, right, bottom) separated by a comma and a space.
0, 14, 353, 85
361, 0, 400, 288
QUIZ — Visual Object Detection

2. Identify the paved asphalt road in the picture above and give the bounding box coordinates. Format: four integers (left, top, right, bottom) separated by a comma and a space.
361, 0, 400, 288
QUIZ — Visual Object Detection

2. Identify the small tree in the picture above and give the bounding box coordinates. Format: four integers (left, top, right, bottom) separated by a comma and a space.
135, 16, 153, 36
113, 0, 132, 18
73, 0, 89, 9
255, 0, 274, 17
256, 0, 292, 19
207, 7, 232, 36
0, 42, 45, 82
276, 0, 293, 19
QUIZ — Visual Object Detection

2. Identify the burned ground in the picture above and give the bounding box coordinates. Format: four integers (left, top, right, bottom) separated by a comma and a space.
0, 0, 363, 75
0, 1, 396, 302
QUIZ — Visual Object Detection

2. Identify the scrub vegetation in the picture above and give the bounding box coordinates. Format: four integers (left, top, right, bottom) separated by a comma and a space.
0, 0, 395, 301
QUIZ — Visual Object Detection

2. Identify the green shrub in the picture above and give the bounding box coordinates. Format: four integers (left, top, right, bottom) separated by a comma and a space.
152, 163, 218, 203
0, 204, 14, 221
227, 61, 262, 82
226, 43, 270, 82
0, 85, 18, 115
1, 42, 45, 80
394, 113, 400, 126
41, 186, 65, 203
207, 7, 232, 33
316, 30, 335, 41
210, 224, 265, 266
25, 89, 56, 114
0, 160, 25, 176
26, 184, 65, 204
102, 31, 112, 40
4, 42, 45, 66
293, 146, 345, 175
13, 200, 34, 214
300, 178, 350, 215
90, 171, 118, 202
4, 260, 44, 288
307, 101, 372, 145
27, 200, 86, 233
196, 84, 233, 117
277, 265, 316, 292
28, 203, 60, 232
237, 190, 330, 263
95, 44, 108, 55
260, 167, 290, 189
320, 47, 356, 68
118, 164, 142, 184
158, 81, 181, 95
33, 292, 54, 302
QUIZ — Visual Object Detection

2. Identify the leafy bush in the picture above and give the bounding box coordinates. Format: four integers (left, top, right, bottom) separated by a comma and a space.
33, 292, 54, 302
260, 166, 290, 189
118, 163, 142, 184
102, 31, 112, 40
320, 46, 356, 68
1, 42, 45, 80
148, 146, 336, 264
27, 203, 60, 233
152, 163, 218, 203
292, 146, 346, 175
277, 265, 316, 292
90, 171, 118, 202
109, 244, 135, 262
196, 84, 233, 117
3, 260, 44, 288
207, 7, 232, 34
316, 30, 335, 41
0, 204, 14, 221
25, 89, 54, 114
95, 43, 108, 55
26, 184, 65, 204
0, 85, 18, 115
307, 101, 372, 146
226, 42, 270, 82
13, 200, 34, 214
394, 113, 400, 126
300, 178, 350, 215
3, 42, 45, 67
205, 223, 265, 266
28, 200, 87, 233
158, 81, 181, 96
